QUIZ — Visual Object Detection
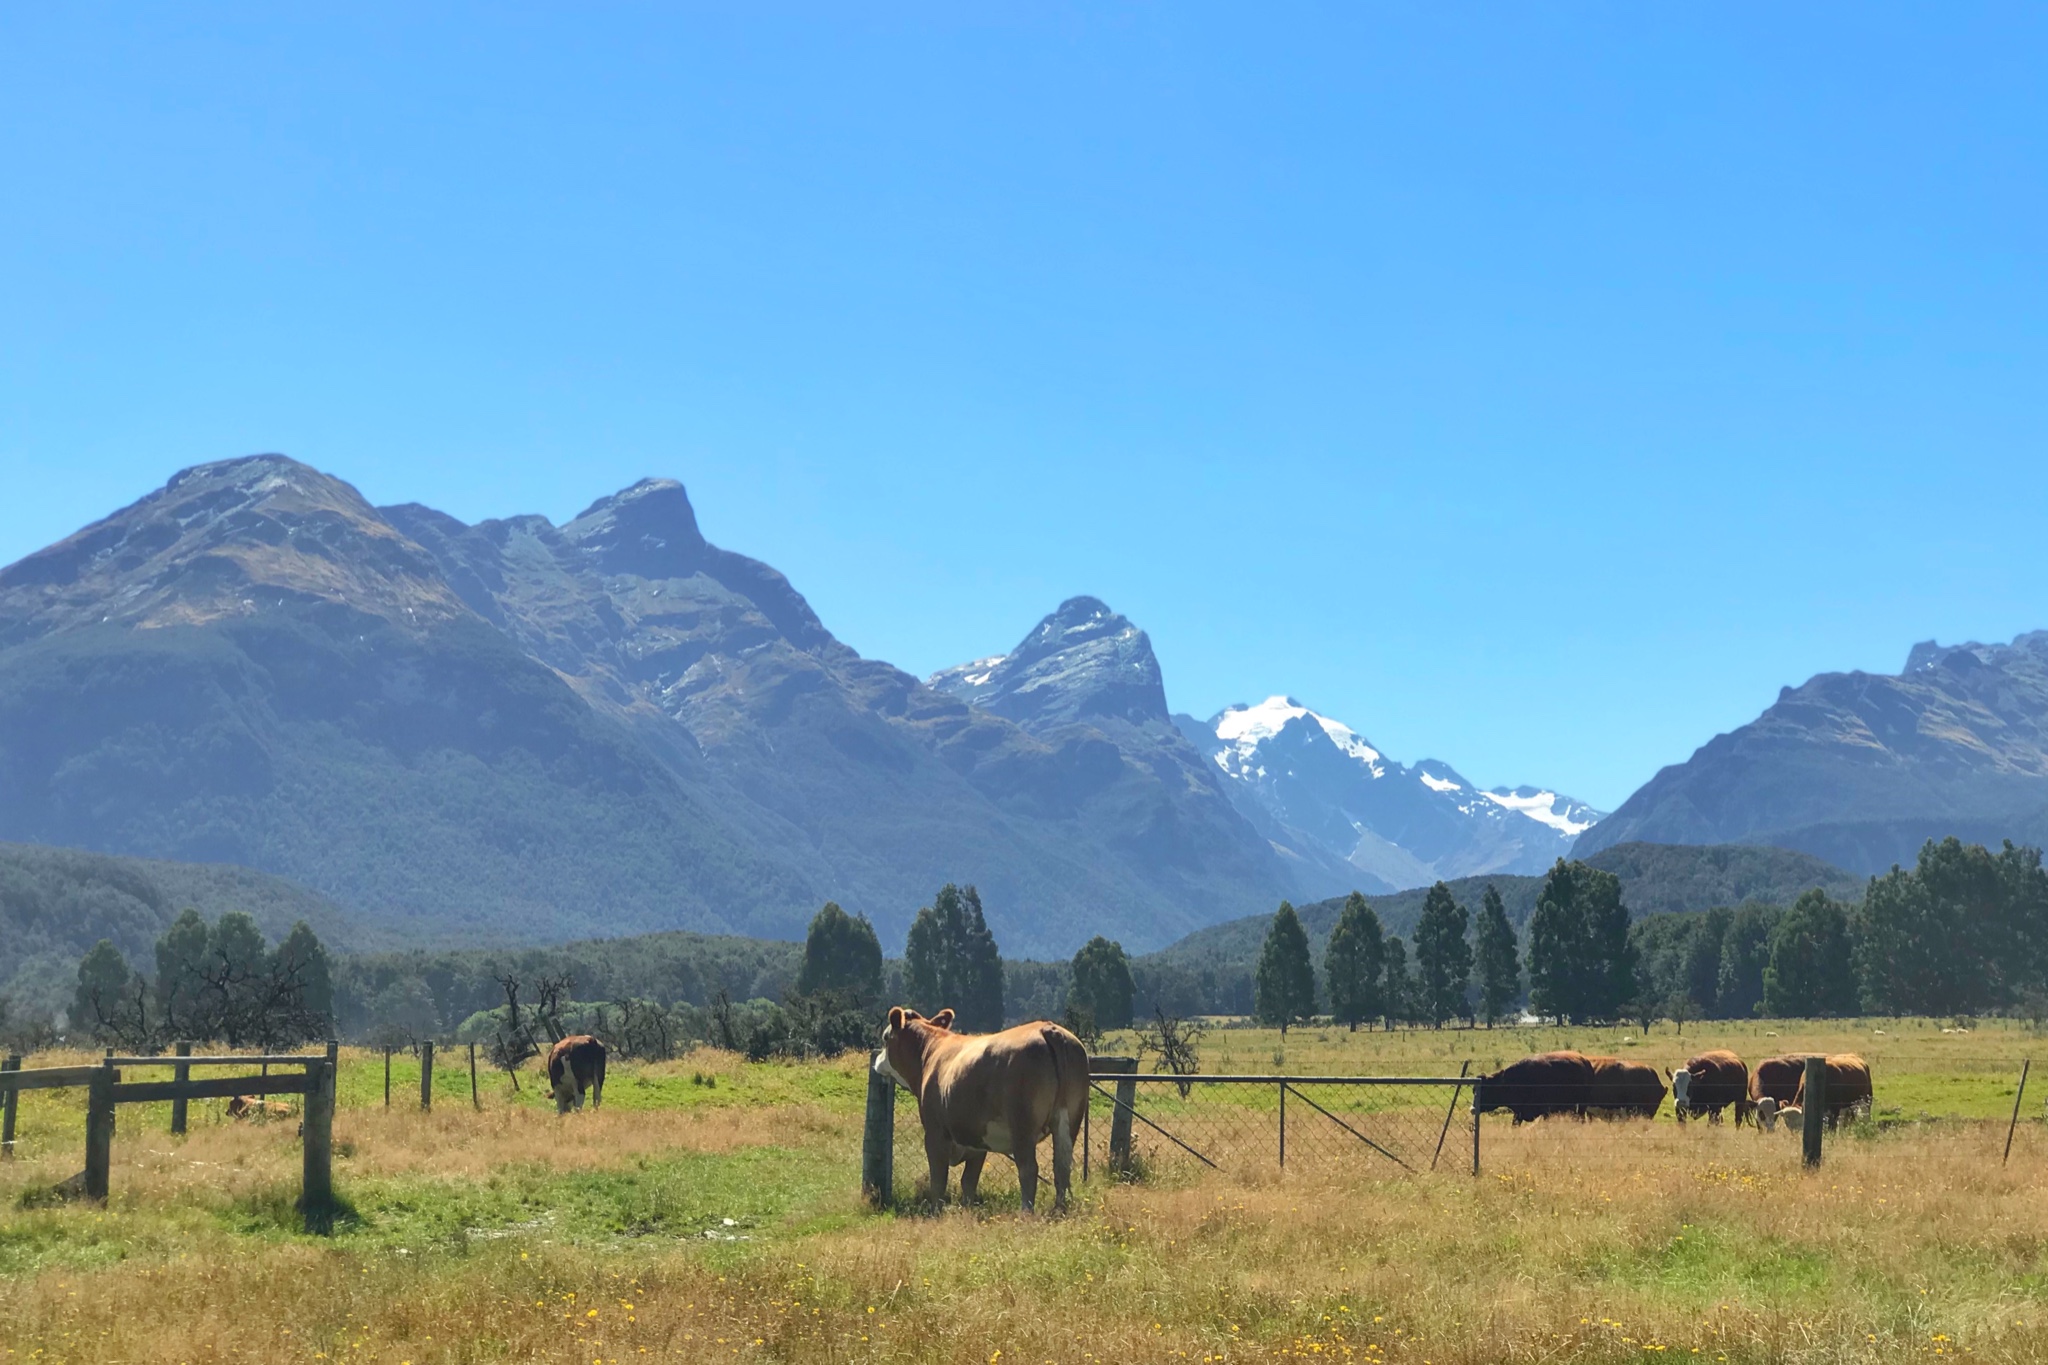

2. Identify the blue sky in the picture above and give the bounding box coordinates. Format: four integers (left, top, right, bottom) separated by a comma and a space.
3, 5, 2045, 810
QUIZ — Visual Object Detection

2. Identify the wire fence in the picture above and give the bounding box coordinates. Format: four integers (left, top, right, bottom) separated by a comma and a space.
886, 1066, 1477, 1204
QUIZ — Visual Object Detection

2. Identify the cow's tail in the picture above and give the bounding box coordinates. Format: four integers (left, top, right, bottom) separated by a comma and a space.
1042, 1024, 1084, 1139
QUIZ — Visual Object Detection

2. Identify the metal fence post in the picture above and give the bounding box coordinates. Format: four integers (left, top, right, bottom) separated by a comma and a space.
1, 1054, 19, 1159
419, 1040, 434, 1112
1470, 1078, 1483, 1176
469, 1042, 481, 1110
84, 1058, 116, 1202
1098, 1056, 1138, 1177
170, 1042, 191, 1136
1278, 1079, 1287, 1169
383, 1047, 391, 1107
861, 1052, 895, 1208
2005, 1059, 2031, 1167
1802, 1056, 1826, 1169
302, 1056, 336, 1235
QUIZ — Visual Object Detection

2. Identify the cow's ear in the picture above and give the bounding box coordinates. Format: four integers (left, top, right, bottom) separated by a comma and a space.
931, 1008, 956, 1030
888, 1007, 906, 1031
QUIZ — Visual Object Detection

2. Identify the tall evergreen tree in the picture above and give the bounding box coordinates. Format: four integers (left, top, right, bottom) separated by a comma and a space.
154, 907, 211, 1032
1714, 905, 1778, 1019
1069, 936, 1135, 1030
795, 901, 885, 1001
1382, 935, 1413, 1028
1682, 906, 1734, 1015
1762, 889, 1858, 1017
1412, 882, 1473, 1027
1253, 901, 1318, 1033
1472, 884, 1521, 1028
1852, 837, 2039, 1015
1527, 859, 1636, 1023
1324, 892, 1387, 1031
273, 921, 335, 1038
72, 939, 138, 1041
901, 884, 1005, 1031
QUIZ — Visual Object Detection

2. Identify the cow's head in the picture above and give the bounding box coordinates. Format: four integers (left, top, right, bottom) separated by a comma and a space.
1779, 1104, 1804, 1135
874, 1006, 954, 1092
1755, 1096, 1780, 1130
1670, 1068, 1693, 1108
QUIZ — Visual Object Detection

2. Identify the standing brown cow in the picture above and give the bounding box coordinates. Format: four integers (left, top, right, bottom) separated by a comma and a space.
1793, 1053, 1873, 1130
1587, 1057, 1667, 1118
874, 1006, 1088, 1213
1670, 1050, 1750, 1125
1750, 1054, 1824, 1111
1473, 1051, 1598, 1123
547, 1035, 607, 1114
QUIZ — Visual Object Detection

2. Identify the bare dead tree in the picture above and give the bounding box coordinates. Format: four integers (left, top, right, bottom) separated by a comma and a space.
708, 989, 741, 1053
487, 974, 540, 1090
531, 973, 574, 1045
1137, 1007, 1207, 1098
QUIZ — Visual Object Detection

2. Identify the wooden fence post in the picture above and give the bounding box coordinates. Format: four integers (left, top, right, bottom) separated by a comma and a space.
384, 1047, 391, 1108
1097, 1056, 1138, 1177
419, 1041, 434, 1112
170, 1042, 191, 1136
469, 1042, 480, 1110
1802, 1056, 1826, 1169
861, 1053, 895, 1209
1, 1054, 19, 1159
1471, 1078, 1483, 1176
302, 1056, 336, 1235
84, 1058, 116, 1201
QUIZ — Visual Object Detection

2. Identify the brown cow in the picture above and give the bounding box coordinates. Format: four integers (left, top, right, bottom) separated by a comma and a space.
1750, 1054, 1824, 1109
874, 1006, 1088, 1213
1670, 1050, 1750, 1125
1473, 1051, 1598, 1123
1792, 1053, 1873, 1130
1587, 1057, 1667, 1118
547, 1035, 607, 1114
225, 1095, 294, 1121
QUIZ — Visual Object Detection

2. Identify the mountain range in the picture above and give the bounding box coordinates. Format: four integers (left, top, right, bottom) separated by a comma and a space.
1575, 632, 2048, 872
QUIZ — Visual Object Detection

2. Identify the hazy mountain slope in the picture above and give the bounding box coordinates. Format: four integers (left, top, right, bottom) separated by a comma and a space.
1175, 696, 1602, 890
0, 454, 1306, 961
1576, 633, 2048, 872
0, 840, 383, 1015
1139, 842, 1866, 985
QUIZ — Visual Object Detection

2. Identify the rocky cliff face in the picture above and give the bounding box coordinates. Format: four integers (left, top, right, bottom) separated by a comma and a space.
1575, 632, 2048, 871
0, 457, 1306, 955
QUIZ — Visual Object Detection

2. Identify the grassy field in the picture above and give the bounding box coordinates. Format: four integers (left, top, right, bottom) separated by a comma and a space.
0, 1018, 2043, 1364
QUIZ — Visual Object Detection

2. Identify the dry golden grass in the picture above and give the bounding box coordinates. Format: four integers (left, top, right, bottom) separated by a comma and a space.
3, 1034, 2046, 1363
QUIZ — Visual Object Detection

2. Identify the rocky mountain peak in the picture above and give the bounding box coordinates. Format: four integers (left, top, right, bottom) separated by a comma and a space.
927, 595, 1169, 730
560, 478, 710, 580
0, 453, 460, 644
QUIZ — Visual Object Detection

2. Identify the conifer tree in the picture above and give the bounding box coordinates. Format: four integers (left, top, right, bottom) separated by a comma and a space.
1413, 882, 1473, 1027
796, 901, 885, 1001
1382, 935, 1413, 1029
1069, 936, 1135, 1031
1253, 901, 1318, 1033
1472, 883, 1521, 1028
1324, 892, 1387, 1031
1762, 889, 1857, 1017
901, 884, 1005, 1031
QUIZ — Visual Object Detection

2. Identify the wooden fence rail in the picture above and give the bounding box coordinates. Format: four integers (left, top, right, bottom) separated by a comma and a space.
0, 1044, 339, 1233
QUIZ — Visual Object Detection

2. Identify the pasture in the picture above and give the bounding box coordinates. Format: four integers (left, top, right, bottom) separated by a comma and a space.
0, 1017, 2043, 1364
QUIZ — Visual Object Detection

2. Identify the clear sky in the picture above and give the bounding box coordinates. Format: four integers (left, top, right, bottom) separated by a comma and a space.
4, 5, 2045, 810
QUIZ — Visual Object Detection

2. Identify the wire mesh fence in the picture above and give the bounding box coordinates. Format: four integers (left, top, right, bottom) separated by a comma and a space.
885, 1066, 1478, 1204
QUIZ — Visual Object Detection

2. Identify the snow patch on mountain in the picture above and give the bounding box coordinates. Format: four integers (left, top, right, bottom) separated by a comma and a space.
1213, 696, 1384, 775
1480, 787, 1599, 838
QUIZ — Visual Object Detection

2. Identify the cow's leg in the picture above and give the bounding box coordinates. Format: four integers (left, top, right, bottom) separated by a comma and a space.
960, 1151, 988, 1207
925, 1143, 951, 1214
1050, 1108, 1075, 1212
1013, 1140, 1039, 1214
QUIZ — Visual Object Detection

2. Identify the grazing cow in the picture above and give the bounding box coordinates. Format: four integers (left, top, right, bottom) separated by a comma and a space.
1587, 1057, 1666, 1118
1754, 1096, 1780, 1130
547, 1035, 607, 1114
1473, 1051, 1598, 1123
225, 1095, 294, 1120
1749, 1055, 1823, 1110
1670, 1050, 1750, 1125
874, 1006, 1088, 1213
1792, 1054, 1873, 1130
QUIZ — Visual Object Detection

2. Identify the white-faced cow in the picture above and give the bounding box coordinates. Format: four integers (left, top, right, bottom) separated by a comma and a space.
1669, 1050, 1750, 1125
874, 1006, 1088, 1213
547, 1034, 607, 1114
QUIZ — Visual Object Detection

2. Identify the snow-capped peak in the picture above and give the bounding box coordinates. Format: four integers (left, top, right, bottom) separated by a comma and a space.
1479, 786, 1599, 838
1213, 696, 1383, 769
